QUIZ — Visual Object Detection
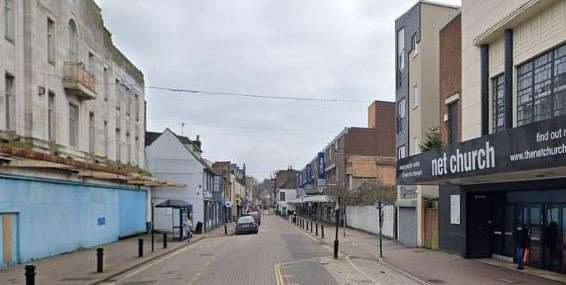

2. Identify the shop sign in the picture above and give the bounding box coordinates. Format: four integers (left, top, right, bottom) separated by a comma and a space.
317, 152, 326, 179
397, 116, 566, 184
399, 185, 417, 199
450, 195, 460, 225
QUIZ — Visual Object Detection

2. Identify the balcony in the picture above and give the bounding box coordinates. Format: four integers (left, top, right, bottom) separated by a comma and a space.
63, 62, 97, 100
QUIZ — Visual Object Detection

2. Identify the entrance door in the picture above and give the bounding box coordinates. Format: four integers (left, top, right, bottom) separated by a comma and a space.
516, 204, 544, 268
545, 205, 561, 271
0, 214, 19, 268
468, 194, 491, 258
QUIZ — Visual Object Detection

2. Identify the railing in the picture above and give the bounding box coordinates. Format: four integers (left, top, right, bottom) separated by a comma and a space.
63, 62, 96, 95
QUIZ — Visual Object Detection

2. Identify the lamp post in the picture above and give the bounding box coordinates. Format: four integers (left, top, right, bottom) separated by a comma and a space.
375, 200, 383, 260
334, 196, 340, 259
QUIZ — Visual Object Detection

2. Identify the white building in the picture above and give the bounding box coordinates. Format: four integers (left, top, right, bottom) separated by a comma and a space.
278, 188, 297, 215
145, 129, 223, 235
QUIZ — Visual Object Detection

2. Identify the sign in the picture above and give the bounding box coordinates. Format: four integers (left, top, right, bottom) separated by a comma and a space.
397, 116, 566, 184
317, 152, 326, 179
97, 217, 106, 226
399, 185, 417, 199
450, 195, 460, 224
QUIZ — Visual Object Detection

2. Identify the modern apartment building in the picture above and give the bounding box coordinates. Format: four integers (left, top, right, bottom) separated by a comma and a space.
395, 1, 459, 247
0, 0, 156, 268
397, 0, 566, 273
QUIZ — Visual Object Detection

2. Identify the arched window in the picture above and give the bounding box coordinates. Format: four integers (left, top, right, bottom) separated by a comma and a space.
68, 19, 78, 61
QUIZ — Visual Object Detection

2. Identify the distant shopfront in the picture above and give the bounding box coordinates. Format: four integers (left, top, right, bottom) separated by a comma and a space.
397, 115, 566, 273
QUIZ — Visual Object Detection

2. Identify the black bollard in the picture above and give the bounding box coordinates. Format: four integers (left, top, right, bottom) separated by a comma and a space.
321, 224, 325, 239
310, 221, 313, 233
25, 265, 36, 285
138, 238, 144, 258
96, 248, 104, 273
316, 223, 318, 236
163, 233, 168, 249
225, 223, 228, 235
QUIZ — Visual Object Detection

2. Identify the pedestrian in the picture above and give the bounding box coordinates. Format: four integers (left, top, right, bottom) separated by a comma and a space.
513, 223, 530, 270
183, 216, 193, 242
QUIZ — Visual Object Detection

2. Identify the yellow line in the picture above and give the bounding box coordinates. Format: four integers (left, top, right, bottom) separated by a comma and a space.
274, 263, 285, 285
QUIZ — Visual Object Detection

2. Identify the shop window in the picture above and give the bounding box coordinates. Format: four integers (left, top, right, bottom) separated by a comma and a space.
492, 74, 505, 132
517, 44, 566, 126
447, 102, 458, 144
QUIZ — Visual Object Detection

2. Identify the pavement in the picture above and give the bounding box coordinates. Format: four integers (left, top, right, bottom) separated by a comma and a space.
296, 216, 566, 285
0, 224, 234, 285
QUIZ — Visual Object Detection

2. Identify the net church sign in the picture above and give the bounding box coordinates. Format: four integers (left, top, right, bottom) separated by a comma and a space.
397, 116, 566, 184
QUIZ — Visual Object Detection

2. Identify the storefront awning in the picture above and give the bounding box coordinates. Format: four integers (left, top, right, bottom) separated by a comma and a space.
288, 195, 332, 204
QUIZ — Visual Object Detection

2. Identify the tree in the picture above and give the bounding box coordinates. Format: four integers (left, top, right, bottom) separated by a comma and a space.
419, 127, 442, 152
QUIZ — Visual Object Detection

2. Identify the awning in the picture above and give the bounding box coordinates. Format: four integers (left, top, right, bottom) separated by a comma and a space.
288, 195, 332, 204
155, 199, 193, 211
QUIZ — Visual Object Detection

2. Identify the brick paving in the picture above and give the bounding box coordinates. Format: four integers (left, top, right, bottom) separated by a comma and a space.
297, 216, 564, 285
0, 224, 234, 285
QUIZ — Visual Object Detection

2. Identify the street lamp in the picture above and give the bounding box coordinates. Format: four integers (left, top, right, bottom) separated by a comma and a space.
334, 196, 340, 259
375, 200, 383, 260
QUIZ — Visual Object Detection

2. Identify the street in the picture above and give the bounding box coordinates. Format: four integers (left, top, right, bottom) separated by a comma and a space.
105, 216, 418, 285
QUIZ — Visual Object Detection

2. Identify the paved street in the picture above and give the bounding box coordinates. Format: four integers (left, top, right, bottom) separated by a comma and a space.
105, 216, 417, 285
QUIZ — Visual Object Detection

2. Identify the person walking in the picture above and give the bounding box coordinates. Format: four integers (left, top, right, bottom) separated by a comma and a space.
183, 216, 193, 242
513, 223, 530, 270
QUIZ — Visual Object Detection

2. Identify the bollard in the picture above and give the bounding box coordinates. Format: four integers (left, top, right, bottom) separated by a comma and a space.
225, 223, 228, 235
316, 223, 318, 236
321, 224, 325, 239
310, 221, 313, 233
163, 233, 168, 249
306, 220, 308, 231
25, 265, 36, 285
138, 238, 144, 258
96, 248, 104, 273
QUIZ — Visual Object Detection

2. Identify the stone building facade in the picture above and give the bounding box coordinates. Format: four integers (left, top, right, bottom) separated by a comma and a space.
0, 0, 145, 168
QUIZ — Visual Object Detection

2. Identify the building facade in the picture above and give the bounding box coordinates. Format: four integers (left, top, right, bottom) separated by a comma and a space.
0, 0, 152, 268
395, 1, 459, 248
212, 161, 247, 219
397, 0, 566, 274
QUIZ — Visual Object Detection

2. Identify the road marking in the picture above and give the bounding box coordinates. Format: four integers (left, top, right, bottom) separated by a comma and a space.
345, 255, 377, 284
274, 263, 285, 285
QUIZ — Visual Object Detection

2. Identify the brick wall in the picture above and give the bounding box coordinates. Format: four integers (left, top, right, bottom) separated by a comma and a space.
346, 155, 396, 186
439, 14, 462, 145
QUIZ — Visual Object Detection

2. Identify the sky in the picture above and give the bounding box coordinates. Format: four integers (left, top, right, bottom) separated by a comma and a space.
95, 0, 460, 179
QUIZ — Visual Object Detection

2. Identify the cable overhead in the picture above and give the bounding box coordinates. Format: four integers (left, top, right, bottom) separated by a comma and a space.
146, 86, 371, 103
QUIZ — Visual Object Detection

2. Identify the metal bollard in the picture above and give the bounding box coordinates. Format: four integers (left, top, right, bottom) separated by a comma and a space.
163, 233, 168, 249
316, 223, 318, 235
321, 224, 325, 239
138, 238, 144, 258
96, 248, 104, 273
25, 265, 36, 285
225, 223, 228, 235
310, 221, 313, 233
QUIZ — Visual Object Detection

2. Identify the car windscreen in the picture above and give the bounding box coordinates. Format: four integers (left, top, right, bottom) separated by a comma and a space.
238, 216, 255, 223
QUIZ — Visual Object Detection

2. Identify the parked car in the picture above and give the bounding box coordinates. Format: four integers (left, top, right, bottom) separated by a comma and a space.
235, 216, 258, 235
242, 211, 261, 226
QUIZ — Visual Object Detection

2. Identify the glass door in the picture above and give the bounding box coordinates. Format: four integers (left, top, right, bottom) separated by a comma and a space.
545, 205, 561, 271
528, 204, 544, 268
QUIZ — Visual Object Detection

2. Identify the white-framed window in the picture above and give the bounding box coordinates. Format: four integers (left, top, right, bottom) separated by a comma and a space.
69, 103, 79, 147
397, 28, 405, 71
411, 84, 420, 109
68, 19, 78, 61
411, 136, 420, 155
88, 52, 95, 73
410, 34, 419, 59
4, 0, 14, 42
398, 98, 407, 118
47, 18, 56, 64
48, 92, 56, 141
5, 73, 15, 130
397, 145, 407, 159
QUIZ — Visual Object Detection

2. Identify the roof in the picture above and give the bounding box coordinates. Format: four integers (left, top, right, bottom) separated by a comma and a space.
145, 132, 161, 147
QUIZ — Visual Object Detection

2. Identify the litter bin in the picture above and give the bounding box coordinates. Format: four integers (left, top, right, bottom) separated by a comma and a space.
195, 221, 203, 234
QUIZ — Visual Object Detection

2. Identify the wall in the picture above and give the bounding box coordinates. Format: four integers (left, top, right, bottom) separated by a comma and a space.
439, 14, 462, 145
345, 205, 395, 238
0, 174, 146, 264
438, 185, 466, 256
461, 0, 566, 140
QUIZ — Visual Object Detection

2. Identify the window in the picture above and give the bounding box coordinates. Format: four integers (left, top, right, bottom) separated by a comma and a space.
134, 136, 139, 165
103, 67, 109, 101
126, 93, 131, 116
397, 28, 405, 71
48, 92, 55, 141
47, 18, 56, 64
447, 102, 458, 144
492, 74, 505, 132
88, 112, 95, 153
397, 98, 406, 133
88, 52, 95, 73
5, 74, 15, 130
68, 20, 78, 61
410, 137, 420, 155
517, 44, 566, 126
411, 84, 420, 109
280, 192, 285, 202
397, 145, 407, 159
104, 120, 108, 157
4, 0, 14, 42
69, 103, 79, 147
115, 128, 121, 162
135, 94, 139, 121
411, 34, 419, 53
126, 132, 131, 164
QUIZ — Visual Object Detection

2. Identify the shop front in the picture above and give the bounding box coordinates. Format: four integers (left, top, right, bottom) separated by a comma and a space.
398, 115, 566, 273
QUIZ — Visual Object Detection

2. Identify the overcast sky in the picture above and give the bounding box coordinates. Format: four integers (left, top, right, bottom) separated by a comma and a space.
95, 0, 460, 179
